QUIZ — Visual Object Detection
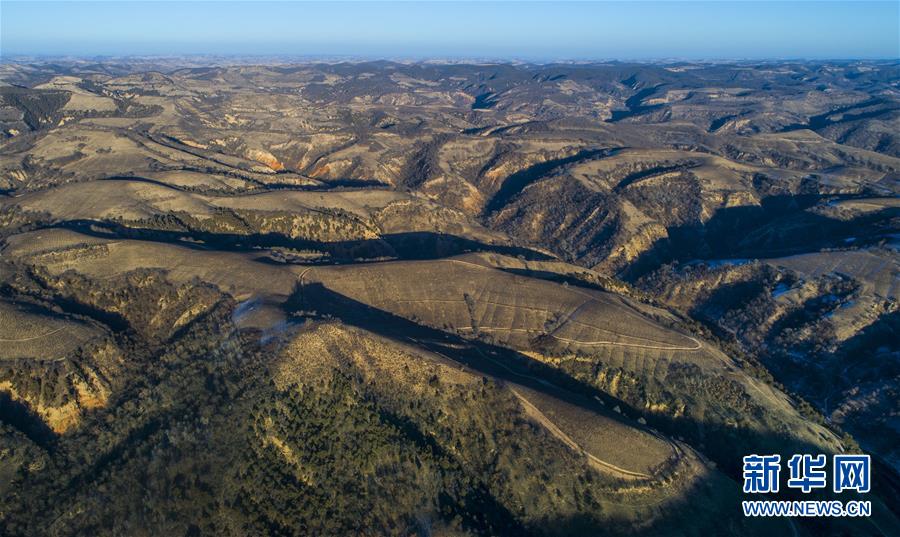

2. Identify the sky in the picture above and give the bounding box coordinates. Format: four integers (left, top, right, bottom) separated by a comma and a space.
1, 1, 898, 60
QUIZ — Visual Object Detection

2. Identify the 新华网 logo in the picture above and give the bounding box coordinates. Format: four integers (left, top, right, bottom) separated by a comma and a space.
741, 453, 872, 518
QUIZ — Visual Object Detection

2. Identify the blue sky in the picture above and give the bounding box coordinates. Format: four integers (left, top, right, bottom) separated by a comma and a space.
2, 1, 898, 60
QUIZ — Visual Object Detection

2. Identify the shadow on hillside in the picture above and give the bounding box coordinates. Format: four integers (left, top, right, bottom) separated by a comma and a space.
621, 192, 898, 281
52, 220, 554, 263
291, 283, 900, 532
102, 174, 390, 192
779, 97, 896, 132
0, 391, 56, 449
292, 284, 825, 475
608, 85, 666, 122
496, 267, 615, 292
482, 147, 620, 214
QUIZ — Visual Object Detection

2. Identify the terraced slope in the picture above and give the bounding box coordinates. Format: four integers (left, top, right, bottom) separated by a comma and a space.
0, 299, 102, 360
298, 256, 845, 466
304, 257, 700, 353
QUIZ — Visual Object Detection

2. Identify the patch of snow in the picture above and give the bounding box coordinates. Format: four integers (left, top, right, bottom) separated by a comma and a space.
232, 297, 261, 323
772, 283, 791, 298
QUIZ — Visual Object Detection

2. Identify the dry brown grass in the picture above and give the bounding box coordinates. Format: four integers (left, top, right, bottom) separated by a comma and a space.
0, 300, 102, 361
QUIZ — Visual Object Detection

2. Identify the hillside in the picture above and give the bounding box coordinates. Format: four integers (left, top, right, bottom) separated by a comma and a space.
1, 59, 898, 536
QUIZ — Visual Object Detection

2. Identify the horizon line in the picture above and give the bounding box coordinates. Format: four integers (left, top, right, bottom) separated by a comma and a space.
3, 54, 899, 64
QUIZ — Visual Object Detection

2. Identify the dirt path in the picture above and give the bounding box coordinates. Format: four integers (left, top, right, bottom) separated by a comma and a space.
448, 258, 703, 351
466, 347, 682, 482
510, 387, 653, 480
0, 327, 65, 342
550, 333, 702, 351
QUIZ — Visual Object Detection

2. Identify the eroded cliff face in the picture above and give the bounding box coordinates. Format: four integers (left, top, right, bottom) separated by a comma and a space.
0, 339, 120, 434
243, 148, 284, 171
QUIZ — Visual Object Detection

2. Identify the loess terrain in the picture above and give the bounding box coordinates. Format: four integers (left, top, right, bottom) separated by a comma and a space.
1, 59, 898, 536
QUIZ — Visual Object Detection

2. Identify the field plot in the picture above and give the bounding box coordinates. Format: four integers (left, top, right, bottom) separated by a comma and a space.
4, 179, 504, 247
769, 247, 898, 339
571, 148, 759, 193
0, 299, 102, 361
8, 179, 213, 221
510, 385, 678, 479
771, 248, 898, 300
816, 196, 900, 220
3, 229, 303, 329
5, 178, 422, 220
305, 257, 702, 354
4, 179, 353, 223
35, 76, 118, 113
205, 188, 409, 217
